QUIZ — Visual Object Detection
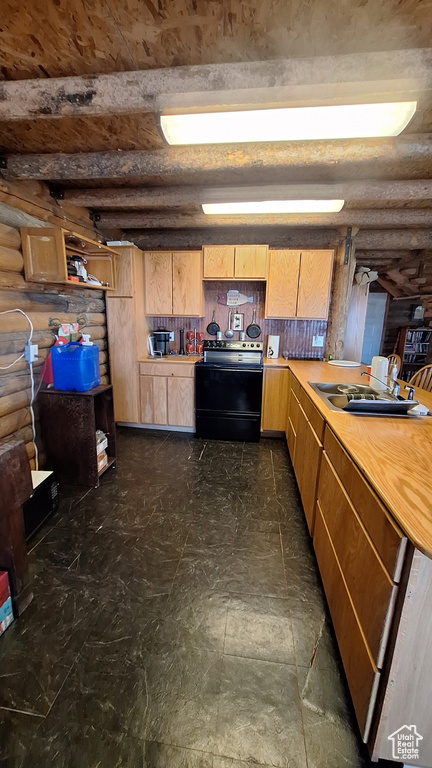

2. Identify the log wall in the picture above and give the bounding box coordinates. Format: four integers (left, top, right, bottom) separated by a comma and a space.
0, 217, 109, 472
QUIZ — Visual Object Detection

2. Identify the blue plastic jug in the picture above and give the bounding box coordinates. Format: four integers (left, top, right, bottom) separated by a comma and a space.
51, 343, 100, 392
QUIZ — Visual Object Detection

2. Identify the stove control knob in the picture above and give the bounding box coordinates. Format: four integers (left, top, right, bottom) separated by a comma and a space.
242, 343, 246, 347
251, 343, 254, 348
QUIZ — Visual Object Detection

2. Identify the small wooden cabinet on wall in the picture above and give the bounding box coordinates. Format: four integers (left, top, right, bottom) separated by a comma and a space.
203, 245, 268, 280
265, 249, 334, 319
139, 361, 195, 429
21, 228, 117, 291
143, 251, 204, 316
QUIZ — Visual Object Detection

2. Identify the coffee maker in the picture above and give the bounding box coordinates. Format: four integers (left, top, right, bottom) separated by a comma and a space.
148, 330, 171, 357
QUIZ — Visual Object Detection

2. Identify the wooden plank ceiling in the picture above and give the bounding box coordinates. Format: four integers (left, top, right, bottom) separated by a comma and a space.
1, 0, 432, 300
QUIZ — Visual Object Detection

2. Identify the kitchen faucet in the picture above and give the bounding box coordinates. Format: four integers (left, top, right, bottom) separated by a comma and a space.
361, 371, 400, 398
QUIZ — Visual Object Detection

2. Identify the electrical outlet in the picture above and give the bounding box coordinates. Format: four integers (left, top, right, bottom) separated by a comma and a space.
312, 335, 324, 348
169, 331, 175, 342
24, 343, 38, 363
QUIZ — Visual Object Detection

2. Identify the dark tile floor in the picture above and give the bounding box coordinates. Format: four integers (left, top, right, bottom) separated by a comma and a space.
0, 428, 392, 767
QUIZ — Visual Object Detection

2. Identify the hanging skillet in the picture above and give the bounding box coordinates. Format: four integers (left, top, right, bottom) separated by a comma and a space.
206, 310, 220, 336
246, 309, 261, 339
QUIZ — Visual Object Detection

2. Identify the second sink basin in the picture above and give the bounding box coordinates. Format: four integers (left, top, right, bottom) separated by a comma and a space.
308, 382, 420, 416
312, 382, 379, 396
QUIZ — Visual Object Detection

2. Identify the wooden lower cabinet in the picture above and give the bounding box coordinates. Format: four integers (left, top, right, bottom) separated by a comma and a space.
292, 402, 322, 534
139, 365, 195, 428
317, 453, 397, 668
167, 377, 194, 427
314, 503, 381, 740
370, 549, 432, 762
140, 375, 168, 425
261, 368, 288, 431
287, 375, 432, 764
286, 379, 322, 534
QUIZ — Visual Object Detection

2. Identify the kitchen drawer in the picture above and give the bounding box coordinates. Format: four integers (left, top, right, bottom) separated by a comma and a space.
287, 390, 301, 460
290, 373, 301, 399
294, 403, 322, 535
139, 362, 195, 378
317, 453, 397, 667
299, 387, 325, 442
314, 502, 380, 741
324, 428, 407, 582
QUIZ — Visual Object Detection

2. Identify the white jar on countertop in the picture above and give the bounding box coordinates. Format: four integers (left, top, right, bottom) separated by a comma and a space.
371, 355, 389, 390
266, 335, 280, 359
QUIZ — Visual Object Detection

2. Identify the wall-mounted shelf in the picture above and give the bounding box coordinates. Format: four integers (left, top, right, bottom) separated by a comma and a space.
21, 227, 118, 291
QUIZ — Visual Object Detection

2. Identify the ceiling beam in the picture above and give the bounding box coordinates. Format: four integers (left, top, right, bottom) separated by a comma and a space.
377, 277, 405, 297
355, 230, 432, 249
97, 209, 432, 229
0, 50, 430, 120
63, 180, 432, 209
355, 250, 414, 262
3, 135, 432, 182
121, 228, 343, 250
117, 228, 432, 251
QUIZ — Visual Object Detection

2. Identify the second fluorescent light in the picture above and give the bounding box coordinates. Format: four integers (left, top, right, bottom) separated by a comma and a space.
161, 102, 416, 145
202, 200, 345, 214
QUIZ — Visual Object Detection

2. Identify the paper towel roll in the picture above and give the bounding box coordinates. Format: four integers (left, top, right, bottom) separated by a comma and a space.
267, 335, 280, 358
371, 356, 389, 390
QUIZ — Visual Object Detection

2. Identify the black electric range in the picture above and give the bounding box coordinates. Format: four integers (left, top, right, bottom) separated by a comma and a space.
195, 340, 264, 442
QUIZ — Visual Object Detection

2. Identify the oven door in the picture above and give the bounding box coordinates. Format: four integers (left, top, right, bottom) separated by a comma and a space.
195, 363, 263, 415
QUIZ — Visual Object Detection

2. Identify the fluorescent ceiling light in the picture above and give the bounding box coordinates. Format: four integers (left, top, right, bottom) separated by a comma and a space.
202, 200, 345, 215
161, 102, 417, 145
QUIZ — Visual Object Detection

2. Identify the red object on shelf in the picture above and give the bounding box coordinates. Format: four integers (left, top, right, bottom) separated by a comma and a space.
67, 276, 79, 283
0, 571, 14, 636
0, 572, 10, 604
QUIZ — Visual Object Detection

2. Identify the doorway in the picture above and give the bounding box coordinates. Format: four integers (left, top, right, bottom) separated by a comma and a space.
361, 293, 388, 364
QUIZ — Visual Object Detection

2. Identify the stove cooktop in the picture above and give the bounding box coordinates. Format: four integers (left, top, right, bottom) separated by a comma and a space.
203, 340, 263, 351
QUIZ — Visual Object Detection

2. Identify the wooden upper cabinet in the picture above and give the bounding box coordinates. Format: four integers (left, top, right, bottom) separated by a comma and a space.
110, 247, 134, 297
172, 251, 204, 317
144, 251, 173, 315
265, 250, 300, 318
297, 250, 334, 319
203, 246, 235, 278
203, 245, 267, 279
22, 228, 67, 283
21, 227, 117, 290
234, 246, 268, 278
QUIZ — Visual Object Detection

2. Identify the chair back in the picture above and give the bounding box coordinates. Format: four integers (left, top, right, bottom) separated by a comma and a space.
387, 354, 402, 377
408, 364, 432, 392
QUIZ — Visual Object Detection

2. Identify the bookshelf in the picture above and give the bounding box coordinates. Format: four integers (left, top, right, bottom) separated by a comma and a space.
396, 327, 432, 381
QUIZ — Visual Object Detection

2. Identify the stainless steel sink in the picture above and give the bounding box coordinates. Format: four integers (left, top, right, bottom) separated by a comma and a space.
308, 382, 420, 416
312, 382, 378, 396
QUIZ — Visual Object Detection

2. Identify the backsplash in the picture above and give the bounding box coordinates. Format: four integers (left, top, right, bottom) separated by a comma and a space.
148, 281, 327, 359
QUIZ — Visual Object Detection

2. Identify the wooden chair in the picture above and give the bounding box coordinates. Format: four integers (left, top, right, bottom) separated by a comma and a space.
408, 364, 432, 392
387, 354, 402, 377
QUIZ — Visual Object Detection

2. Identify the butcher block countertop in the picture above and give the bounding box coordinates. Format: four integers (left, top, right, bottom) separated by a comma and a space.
289, 360, 432, 559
